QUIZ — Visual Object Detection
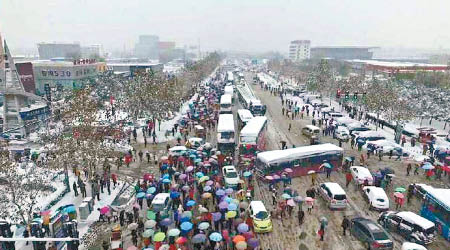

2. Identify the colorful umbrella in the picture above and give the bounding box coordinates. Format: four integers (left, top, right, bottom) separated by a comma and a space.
265, 176, 274, 181
294, 196, 304, 202
205, 180, 214, 186
159, 218, 172, 226
243, 171, 252, 177
284, 168, 293, 173
287, 199, 296, 207
179, 173, 187, 180
225, 188, 234, 195
167, 228, 180, 237
181, 185, 190, 191
226, 210, 237, 219
99, 206, 110, 215
136, 192, 146, 199
199, 206, 208, 213
216, 189, 225, 196
209, 232, 223, 242
195, 172, 204, 178
186, 200, 196, 207
128, 223, 138, 230
321, 162, 333, 169
162, 178, 171, 184
307, 170, 315, 174
147, 211, 156, 220
212, 212, 222, 221
395, 187, 406, 193
219, 201, 229, 209
237, 223, 249, 233
153, 232, 166, 242
248, 238, 260, 248
145, 220, 156, 228
181, 211, 192, 219
147, 187, 157, 194
203, 185, 212, 192
232, 235, 246, 243
198, 222, 210, 230
170, 191, 180, 199
422, 163, 434, 170
228, 203, 238, 211
192, 233, 207, 243
272, 174, 280, 180
282, 193, 291, 199
180, 221, 193, 231
305, 197, 314, 202
236, 241, 247, 250
186, 166, 194, 172
142, 229, 155, 238
176, 236, 187, 244
394, 192, 404, 199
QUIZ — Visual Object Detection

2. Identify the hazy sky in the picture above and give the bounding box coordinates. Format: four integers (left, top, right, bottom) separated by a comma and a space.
1, 0, 450, 54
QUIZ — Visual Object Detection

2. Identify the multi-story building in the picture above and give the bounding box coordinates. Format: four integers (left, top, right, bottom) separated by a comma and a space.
134, 35, 159, 60
310, 46, 376, 60
37, 42, 81, 60
81, 44, 104, 58
289, 40, 311, 61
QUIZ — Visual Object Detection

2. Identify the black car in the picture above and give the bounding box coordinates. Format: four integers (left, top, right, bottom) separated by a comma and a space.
351, 217, 394, 250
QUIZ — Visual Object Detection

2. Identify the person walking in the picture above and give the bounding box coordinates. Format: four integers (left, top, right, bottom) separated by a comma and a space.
298, 209, 305, 225
345, 172, 352, 188
414, 164, 420, 175
318, 223, 325, 241
80, 182, 87, 198
272, 191, 277, 206
406, 164, 412, 176
73, 182, 78, 197
342, 216, 350, 236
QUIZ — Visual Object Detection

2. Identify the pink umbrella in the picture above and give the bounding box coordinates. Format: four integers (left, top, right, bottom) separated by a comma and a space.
205, 180, 214, 186
186, 166, 194, 172
287, 199, 296, 207
100, 206, 110, 215
272, 174, 280, 180
265, 176, 274, 181
179, 174, 187, 180
127, 246, 138, 250
305, 197, 314, 202
284, 168, 293, 173
144, 173, 153, 181
394, 192, 404, 199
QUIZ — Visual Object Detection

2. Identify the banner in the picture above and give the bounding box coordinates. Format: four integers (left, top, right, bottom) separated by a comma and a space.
16, 62, 35, 93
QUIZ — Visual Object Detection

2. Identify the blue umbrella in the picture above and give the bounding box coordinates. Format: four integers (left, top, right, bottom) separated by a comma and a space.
162, 173, 170, 179
64, 205, 76, 213
422, 162, 434, 170
322, 162, 333, 169
228, 203, 238, 211
215, 189, 225, 196
224, 196, 233, 203
136, 192, 145, 199
237, 223, 249, 233
203, 185, 212, 192
180, 211, 192, 219
195, 172, 204, 178
243, 171, 252, 177
162, 178, 171, 184
170, 191, 180, 199
180, 221, 193, 231
225, 188, 234, 195
147, 187, 156, 194
189, 154, 196, 158
159, 218, 173, 226
195, 158, 202, 163
186, 200, 196, 207
209, 232, 223, 242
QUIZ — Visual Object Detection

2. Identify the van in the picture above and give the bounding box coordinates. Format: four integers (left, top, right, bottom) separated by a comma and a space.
151, 193, 171, 213
378, 211, 436, 245
319, 182, 347, 209
328, 112, 344, 119
248, 201, 272, 233
301, 125, 320, 138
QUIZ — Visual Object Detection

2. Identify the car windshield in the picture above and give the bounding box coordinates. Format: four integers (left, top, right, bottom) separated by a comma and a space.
254, 211, 269, 220
226, 171, 237, 178
372, 231, 388, 241
334, 194, 346, 200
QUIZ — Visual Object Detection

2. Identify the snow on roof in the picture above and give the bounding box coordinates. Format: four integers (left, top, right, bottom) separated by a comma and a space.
397, 211, 435, 229
257, 143, 343, 165
323, 182, 346, 195
240, 116, 267, 138
365, 186, 387, 198
224, 85, 233, 92
336, 117, 357, 125
348, 59, 448, 68
217, 114, 235, 133
169, 146, 187, 152
237, 109, 254, 121
220, 94, 232, 104
250, 200, 267, 214
357, 131, 385, 138
420, 185, 450, 210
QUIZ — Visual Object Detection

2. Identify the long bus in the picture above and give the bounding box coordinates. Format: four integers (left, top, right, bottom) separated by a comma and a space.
237, 109, 254, 129
255, 143, 343, 177
217, 114, 235, 154
420, 185, 450, 241
219, 94, 232, 114
224, 85, 234, 102
226, 71, 234, 84
239, 116, 267, 161
236, 83, 265, 116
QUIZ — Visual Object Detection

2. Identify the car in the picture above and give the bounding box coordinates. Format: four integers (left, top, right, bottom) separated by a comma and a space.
335, 126, 350, 141
378, 211, 436, 245
222, 165, 240, 188
151, 193, 171, 213
362, 186, 389, 211
350, 166, 374, 185
351, 217, 394, 250
187, 137, 203, 148
364, 140, 403, 156
401, 242, 427, 250
248, 201, 272, 233
318, 182, 348, 210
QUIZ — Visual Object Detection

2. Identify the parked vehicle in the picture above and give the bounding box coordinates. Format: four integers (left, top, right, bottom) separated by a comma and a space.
356, 131, 386, 145
188, 137, 203, 148
302, 125, 321, 138
248, 201, 272, 233
350, 166, 374, 185
222, 165, 240, 188
401, 242, 427, 250
318, 182, 347, 210
378, 211, 436, 245
363, 186, 389, 211
335, 126, 350, 141
351, 217, 394, 250
151, 193, 171, 213
327, 112, 344, 119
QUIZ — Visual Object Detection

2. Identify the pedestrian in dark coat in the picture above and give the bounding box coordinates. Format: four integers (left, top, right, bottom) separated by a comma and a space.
298, 209, 305, 225
342, 216, 350, 236
73, 182, 78, 197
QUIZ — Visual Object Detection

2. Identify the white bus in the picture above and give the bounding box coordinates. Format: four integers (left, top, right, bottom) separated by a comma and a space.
219, 94, 233, 114
239, 116, 268, 161
224, 85, 234, 102
226, 71, 234, 84
217, 114, 235, 154
237, 109, 254, 129
236, 83, 265, 116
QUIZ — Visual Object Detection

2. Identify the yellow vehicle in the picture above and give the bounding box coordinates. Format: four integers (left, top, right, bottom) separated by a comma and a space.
249, 201, 272, 233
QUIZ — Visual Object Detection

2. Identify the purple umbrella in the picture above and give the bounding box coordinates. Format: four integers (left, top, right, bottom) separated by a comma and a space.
159, 218, 172, 226
179, 173, 187, 180
186, 166, 194, 172
205, 180, 214, 186
192, 233, 207, 244
225, 188, 234, 195
273, 174, 280, 180
248, 238, 260, 248
237, 223, 249, 233
219, 201, 228, 209
215, 189, 225, 196
182, 185, 190, 191
212, 212, 222, 222
203, 185, 212, 192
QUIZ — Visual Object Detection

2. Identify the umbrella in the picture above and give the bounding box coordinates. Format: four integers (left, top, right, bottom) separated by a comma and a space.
147, 211, 156, 220
136, 192, 146, 199
243, 171, 252, 177
128, 223, 138, 230
205, 180, 214, 186
233, 218, 244, 226
162, 178, 171, 184
265, 175, 274, 181
186, 200, 196, 207
212, 212, 222, 221
153, 232, 166, 242
142, 229, 155, 238
180, 221, 193, 231
422, 163, 435, 170
216, 189, 225, 196
198, 222, 210, 230
233, 235, 246, 243
162, 173, 170, 179
321, 162, 333, 169
100, 206, 110, 215
143, 219, 156, 228
395, 187, 406, 193
219, 201, 229, 209
239, 201, 249, 209
167, 228, 180, 237
186, 166, 194, 172
282, 193, 291, 199
127, 246, 138, 250
284, 168, 293, 173
242, 231, 254, 240
228, 203, 238, 211
147, 187, 157, 194
176, 236, 187, 244
195, 172, 204, 178
226, 210, 237, 219
307, 170, 315, 174
203, 185, 212, 192
182, 185, 190, 191
209, 232, 223, 242
287, 199, 296, 207
237, 223, 249, 233
159, 218, 172, 226
192, 233, 207, 243
199, 206, 208, 213
179, 173, 187, 180
305, 197, 314, 202
294, 196, 304, 202
225, 188, 234, 195
394, 192, 404, 199
236, 241, 247, 250
224, 196, 233, 203
319, 216, 328, 226
248, 238, 260, 248
181, 211, 192, 219
231, 199, 240, 205
170, 191, 180, 199
272, 174, 280, 180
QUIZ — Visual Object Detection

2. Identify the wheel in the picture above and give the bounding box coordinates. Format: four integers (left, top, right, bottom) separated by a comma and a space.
366, 242, 371, 250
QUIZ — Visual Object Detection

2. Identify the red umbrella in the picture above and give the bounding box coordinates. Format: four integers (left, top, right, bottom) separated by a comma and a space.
233, 235, 246, 243
176, 236, 187, 245
394, 192, 404, 199
443, 165, 450, 172
100, 206, 110, 215
284, 168, 293, 173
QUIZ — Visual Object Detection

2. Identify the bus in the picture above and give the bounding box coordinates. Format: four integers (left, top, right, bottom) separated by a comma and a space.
236, 83, 265, 116
237, 109, 254, 129
224, 85, 234, 102
239, 116, 268, 161
219, 94, 232, 114
420, 185, 450, 241
217, 114, 235, 154
226, 71, 234, 84
255, 143, 343, 177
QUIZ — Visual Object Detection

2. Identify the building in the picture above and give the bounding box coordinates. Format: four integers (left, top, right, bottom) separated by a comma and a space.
37, 42, 81, 60
32, 60, 99, 96
134, 35, 159, 60
311, 46, 376, 60
107, 62, 163, 77
81, 44, 104, 58
289, 40, 310, 61
347, 59, 450, 75
159, 42, 176, 51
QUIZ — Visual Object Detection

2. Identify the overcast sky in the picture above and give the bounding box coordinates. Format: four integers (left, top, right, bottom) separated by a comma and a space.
1, 0, 450, 53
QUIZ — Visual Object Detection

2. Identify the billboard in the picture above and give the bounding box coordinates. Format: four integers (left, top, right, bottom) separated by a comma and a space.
16, 62, 36, 93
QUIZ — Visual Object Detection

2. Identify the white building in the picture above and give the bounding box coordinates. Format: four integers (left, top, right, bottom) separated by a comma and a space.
289, 40, 310, 61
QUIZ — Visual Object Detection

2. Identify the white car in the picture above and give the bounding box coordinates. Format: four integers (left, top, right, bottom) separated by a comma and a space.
335, 126, 350, 141
222, 165, 240, 187
362, 186, 389, 211
350, 166, 374, 185
401, 242, 427, 250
